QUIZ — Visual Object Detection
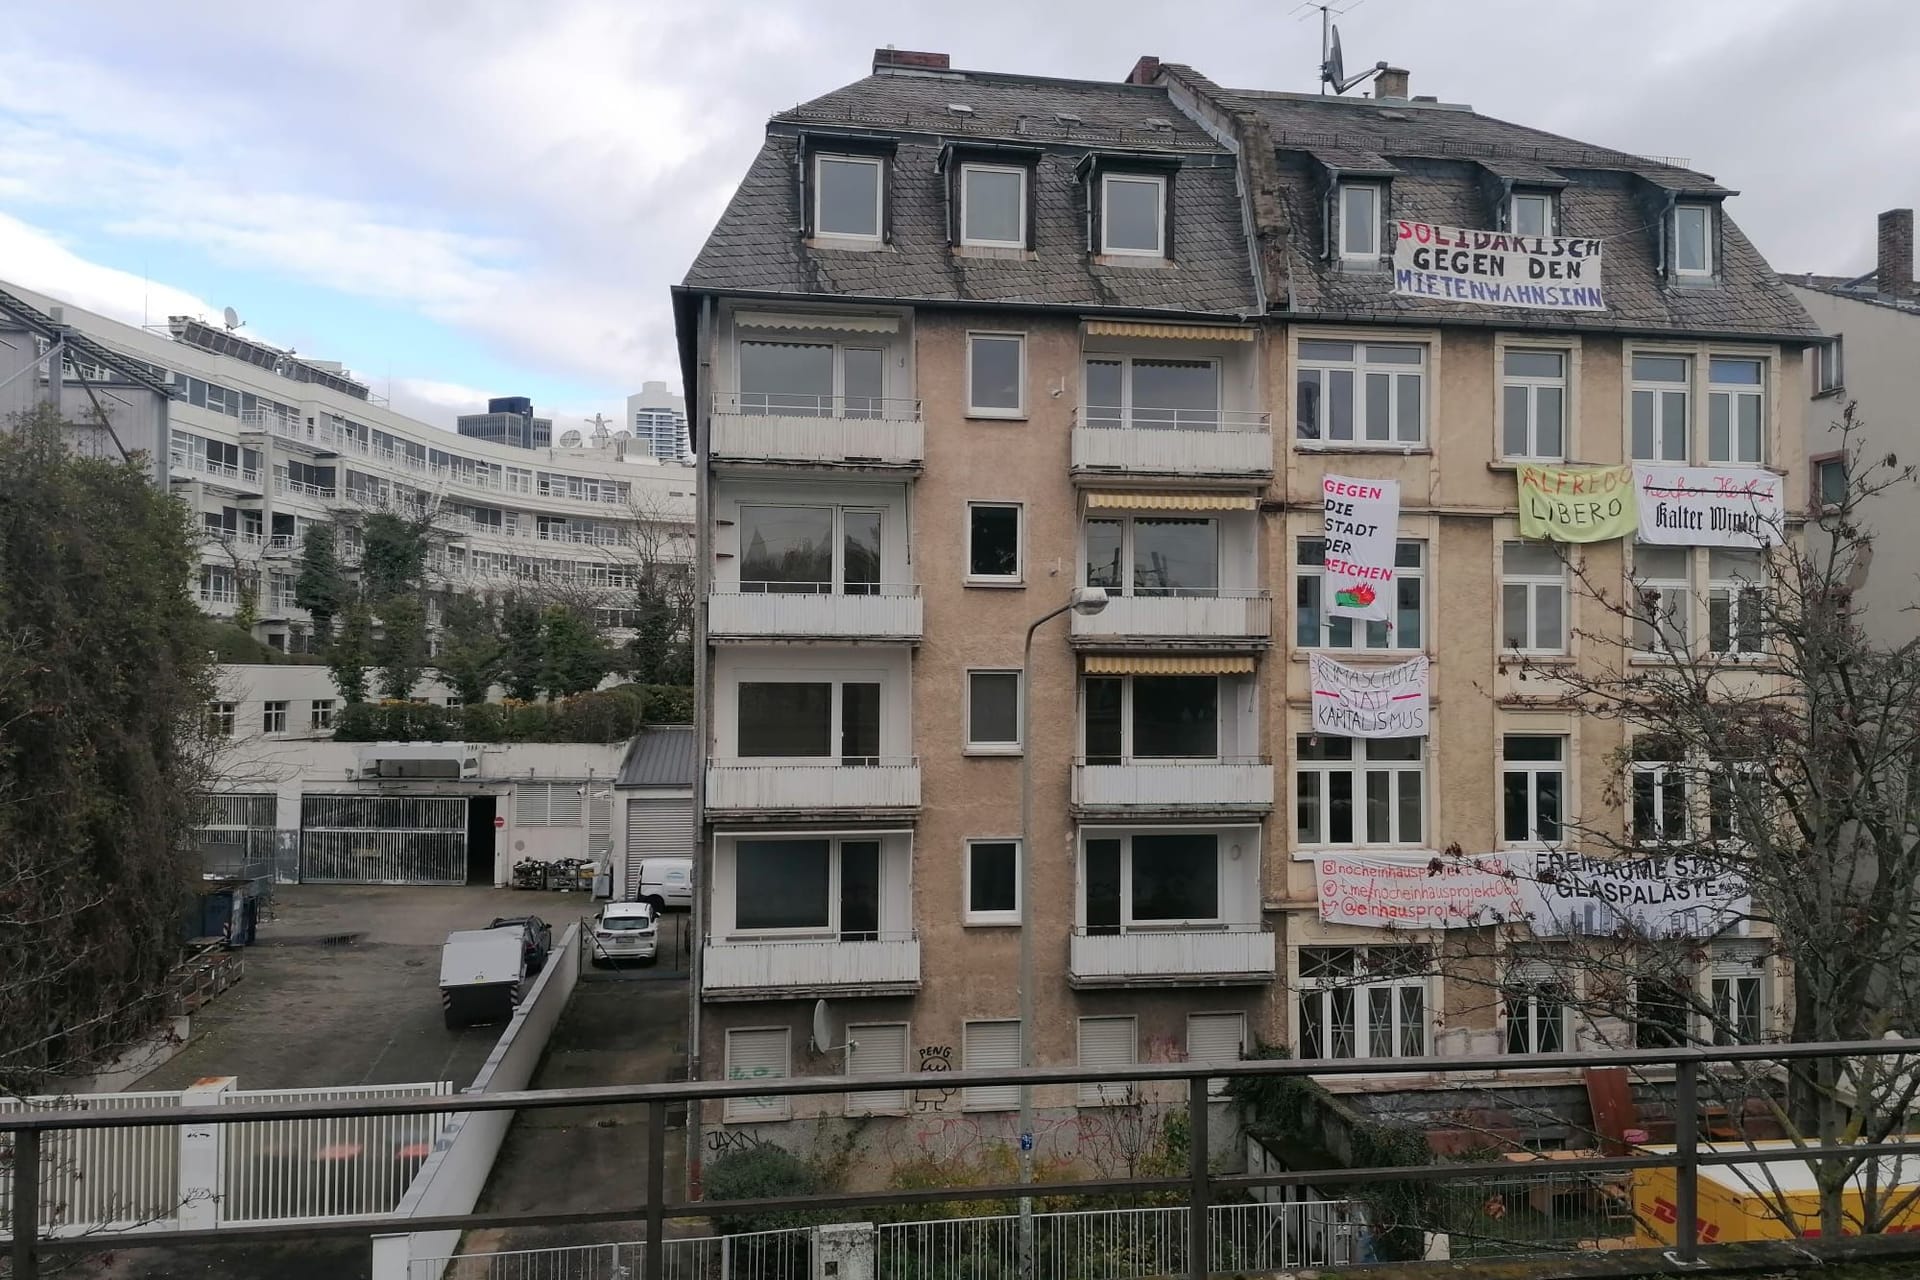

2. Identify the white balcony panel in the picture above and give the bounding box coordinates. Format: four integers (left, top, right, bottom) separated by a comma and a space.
710, 411, 924, 467
1072, 760, 1274, 809
1070, 927, 1276, 985
706, 760, 920, 811
708, 590, 922, 640
1071, 593, 1270, 643
1071, 420, 1273, 478
703, 934, 921, 995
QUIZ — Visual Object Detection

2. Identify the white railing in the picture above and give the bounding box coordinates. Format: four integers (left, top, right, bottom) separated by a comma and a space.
703, 933, 921, 993
707, 586, 922, 640
705, 759, 920, 811
218, 1082, 452, 1224
1072, 406, 1274, 476
710, 393, 924, 466
201, 587, 240, 606
265, 533, 299, 553
1071, 591, 1271, 642
274, 475, 337, 499
0, 1091, 184, 1236
1070, 924, 1277, 983
239, 409, 304, 437
413, 1227, 813, 1280
1073, 757, 1275, 808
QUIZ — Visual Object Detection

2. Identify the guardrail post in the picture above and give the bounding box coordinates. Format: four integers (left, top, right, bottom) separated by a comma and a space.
1675, 1056, 1699, 1262
647, 1099, 667, 1280
1188, 1074, 1210, 1280
11, 1127, 40, 1280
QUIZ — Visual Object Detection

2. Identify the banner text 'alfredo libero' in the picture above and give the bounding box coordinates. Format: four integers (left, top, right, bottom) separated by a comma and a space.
1392, 221, 1606, 312
1321, 474, 1400, 623
1516, 464, 1637, 543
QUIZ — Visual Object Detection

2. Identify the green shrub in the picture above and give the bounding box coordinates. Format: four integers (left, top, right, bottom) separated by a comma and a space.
329, 682, 663, 743
703, 1142, 823, 1234
635, 683, 693, 723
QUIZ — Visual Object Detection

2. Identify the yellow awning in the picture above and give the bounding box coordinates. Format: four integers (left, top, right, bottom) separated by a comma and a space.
734, 310, 899, 333
1085, 320, 1253, 342
1084, 655, 1257, 675
1085, 492, 1259, 512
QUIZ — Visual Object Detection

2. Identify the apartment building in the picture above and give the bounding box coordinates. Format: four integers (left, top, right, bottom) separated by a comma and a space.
673, 50, 1817, 1161
628, 380, 692, 462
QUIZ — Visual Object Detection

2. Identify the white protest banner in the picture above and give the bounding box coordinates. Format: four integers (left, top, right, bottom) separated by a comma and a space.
1392, 221, 1605, 312
1322, 475, 1399, 622
1308, 653, 1429, 738
1315, 852, 1528, 930
1634, 465, 1785, 547
1521, 850, 1750, 938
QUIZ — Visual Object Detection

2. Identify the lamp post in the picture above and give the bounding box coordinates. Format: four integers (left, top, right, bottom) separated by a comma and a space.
1017, 585, 1108, 1277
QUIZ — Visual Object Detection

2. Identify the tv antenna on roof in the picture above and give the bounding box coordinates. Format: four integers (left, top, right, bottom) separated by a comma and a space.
1298, 2, 1387, 95
222, 306, 244, 332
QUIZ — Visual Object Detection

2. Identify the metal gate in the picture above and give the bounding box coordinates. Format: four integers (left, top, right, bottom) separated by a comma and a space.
624, 796, 693, 899
300, 795, 467, 884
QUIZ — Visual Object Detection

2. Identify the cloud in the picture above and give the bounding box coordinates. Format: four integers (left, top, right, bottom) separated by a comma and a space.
0, 211, 214, 328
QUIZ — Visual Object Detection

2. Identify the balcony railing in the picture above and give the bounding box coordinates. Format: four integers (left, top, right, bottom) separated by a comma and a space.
1071, 590, 1271, 645
1071, 406, 1273, 478
1072, 757, 1275, 810
702, 932, 920, 997
1069, 924, 1277, 987
710, 392, 924, 467
705, 758, 920, 812
273, 474, 336, 499
708, 585, 922, 641
173, 454, 262, 487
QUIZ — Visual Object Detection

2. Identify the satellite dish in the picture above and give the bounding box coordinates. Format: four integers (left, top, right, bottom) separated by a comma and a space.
558, 429, 584, 448
222, 306, 243, 332
811, 999, 857, 1056
614, 430, 632, 441
1323, 25, 1345, 92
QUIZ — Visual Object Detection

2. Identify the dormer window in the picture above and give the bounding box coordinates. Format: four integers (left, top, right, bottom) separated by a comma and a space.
1339, 183, 1381, 260
1510, 191, 1554, 238
960, 163, 1027, 249
1673, 203, 1713, 277
814, 154, 884, 241
1100, 173, 1166, 257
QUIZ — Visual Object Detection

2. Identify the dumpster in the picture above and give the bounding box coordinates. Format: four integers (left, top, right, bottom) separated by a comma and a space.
438, 929, 523, 1029
1633, 1139, 1920, 1244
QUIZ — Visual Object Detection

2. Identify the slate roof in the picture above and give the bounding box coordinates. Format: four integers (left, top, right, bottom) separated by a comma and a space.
616, 726, 697, 789
1790, 272, 1920, 317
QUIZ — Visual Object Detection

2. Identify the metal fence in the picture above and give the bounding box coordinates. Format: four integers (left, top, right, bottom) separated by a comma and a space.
415, 1228, 813, 1280
300, 794, 468, 884
0, 1092, 184, 1236
220, 1082, 453, 1223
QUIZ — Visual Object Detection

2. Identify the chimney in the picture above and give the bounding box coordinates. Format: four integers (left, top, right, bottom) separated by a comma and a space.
1374, 66, 1410, 99
1125, 56, 1161, 86
1878, 208, 1915, 299
872, 47, 949, 74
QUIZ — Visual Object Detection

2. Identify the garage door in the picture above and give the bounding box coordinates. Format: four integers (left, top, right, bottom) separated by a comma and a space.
625, 796, 694, 899
300, 795, 466, 885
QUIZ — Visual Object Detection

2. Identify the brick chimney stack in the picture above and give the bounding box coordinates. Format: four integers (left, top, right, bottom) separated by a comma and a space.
1125, 56, 1162, 86
1879, 208, 1915, 300
872, 47, 950, 74
1374, 66, 1410, 99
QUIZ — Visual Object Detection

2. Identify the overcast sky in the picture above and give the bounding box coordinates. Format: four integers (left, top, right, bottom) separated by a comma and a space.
2, 0, 1914, 433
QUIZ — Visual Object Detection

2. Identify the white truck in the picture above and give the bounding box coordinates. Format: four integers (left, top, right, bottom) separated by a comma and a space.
438, 929, 524, 1029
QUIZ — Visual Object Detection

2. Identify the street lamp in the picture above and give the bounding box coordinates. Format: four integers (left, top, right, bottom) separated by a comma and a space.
1017, 585, 1107, 1274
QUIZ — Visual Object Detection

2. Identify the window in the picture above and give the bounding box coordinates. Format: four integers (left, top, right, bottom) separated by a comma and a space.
967, 502, 1022, 582
738, 505, 882, 594
960, 164, 1026, 248
846, 1023, 910, 1115
737, 340, 883, 418
1502, 735, 1566, 844
262, 700, 288, 735
200, 565, 237, 605
1294, 540, 1423, 650
965, 840, 1020, 924
1630, 355, 1691, 461
1708, 748, 1764, 844
1635, 970, 1694, 1048
1297, 946, 1429, 1060
814, 154, 883, 240
1295, 341, 1424, 445
724, 1027, 791, 1122
1711, 945, 1767, 1045
1501, 541, 1567, 653
1509, 191, 1554, 237
1630, 546, 1690, 654
1501, 349, 1567, 460
1085, 516, 1219, 597
1295, 735, 1425, 846
1673, 203, 1712, 277
962, 1020, 1021, 1110
1186, 1012, 1247, 1097
1082, 832, 1223, 932
733, 837, 880, 940
1338, 183, 1381, 260
205, 701, 236, 738
1814, 455, 1848, 509
737, 680, 880, 763
1077, 1016, 1137, 1106
1504, 960, 1570, 1054
516, 783, 584, 827
1083, 675, 1220, 763
1100, 173, 1165, 256
1707, 357, 1765, 464
1812, 337, 1844, 397
966, 671, 1022, 752
1083, 356, 1221, 431
1631, 738, 1688, 844
1708, 549, 1765, 657
966, 333, 1025, 417
310, 699, 335, 732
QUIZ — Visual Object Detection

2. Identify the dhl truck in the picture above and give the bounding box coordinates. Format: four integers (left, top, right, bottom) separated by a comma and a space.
1634, 1140, 1920, 1245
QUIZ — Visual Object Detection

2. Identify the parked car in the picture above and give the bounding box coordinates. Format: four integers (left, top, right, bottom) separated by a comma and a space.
590, 901, 658, 966
439, 929, 524, 1029
635, 856, 693, 912
487, 915, 553, 975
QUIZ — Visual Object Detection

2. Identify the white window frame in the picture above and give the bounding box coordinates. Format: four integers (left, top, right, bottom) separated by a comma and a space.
1813, 455, 1848, 511
1186, 1011, 1247, 1098
206, 701, 236, 738
1812, 337, 1844, 397
1710, 945, 1768, 1045
1296, 946, 1430, 1061
963, 838, 1022, 925
262, 700, 288, 735
1294, 736, 1427, 848
1080, 354, 1223, 432
1082, 511, 1224, 598
1503, 960, 1572, 1055
1078, 829, 1227, 928
1500, 347, 1569, 461
1338, 183, 1382, 261
1630, 741, 1689, 846
1629, 353, 1692, 463
1707, 356, 1767, 466
1500, 734, 1567, 846
728, 834, 884, 939
1673, 203, 1713, 278
960, 163, 1028, 249
736, 502, 884, 595
723, 1026, 792, 1122
964, 669, 1023, 755
965, 501, 1024, 585
733, 674, 885, 764
845, 1021, 910, 1115
1500, 540, 1568, 655
962, 1019, 1021, 1111
1707, 549, 1766, 659
1295, 340, 1426, 447
310, 699, 335, 732
1076, 1015, 1138, 1106
517, 782, 584, 827
1100, 173, 1166, 257
1079, 673, 1226, 764
1630, 545, 1691, 656
965, 332, 1027, 418
734, 337, 887, 419
1293, 538, 1425, 651
813, 153, 884, 242
1508, 191, 1555, 238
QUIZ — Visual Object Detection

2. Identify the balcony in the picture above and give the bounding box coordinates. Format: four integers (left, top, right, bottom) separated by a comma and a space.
1071, 408, 1273, 482
1069, 925, 1276, 988
240, 410, 337, 456
706, 759, 920, 814
702, 933, 921, 999
1071, 591, 1271, 648
1072, 758, 1274, 812
708, 587, 922, 642
709, 393, 923, 469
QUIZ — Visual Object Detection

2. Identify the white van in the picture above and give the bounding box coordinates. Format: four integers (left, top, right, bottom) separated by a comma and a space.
635, 856, 692, 912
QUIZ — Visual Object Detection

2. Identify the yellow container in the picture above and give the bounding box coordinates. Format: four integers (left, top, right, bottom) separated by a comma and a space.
1632, 1140, 1920, 1245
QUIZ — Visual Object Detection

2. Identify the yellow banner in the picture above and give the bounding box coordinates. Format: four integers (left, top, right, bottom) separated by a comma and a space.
1516, 464, 1637, 542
